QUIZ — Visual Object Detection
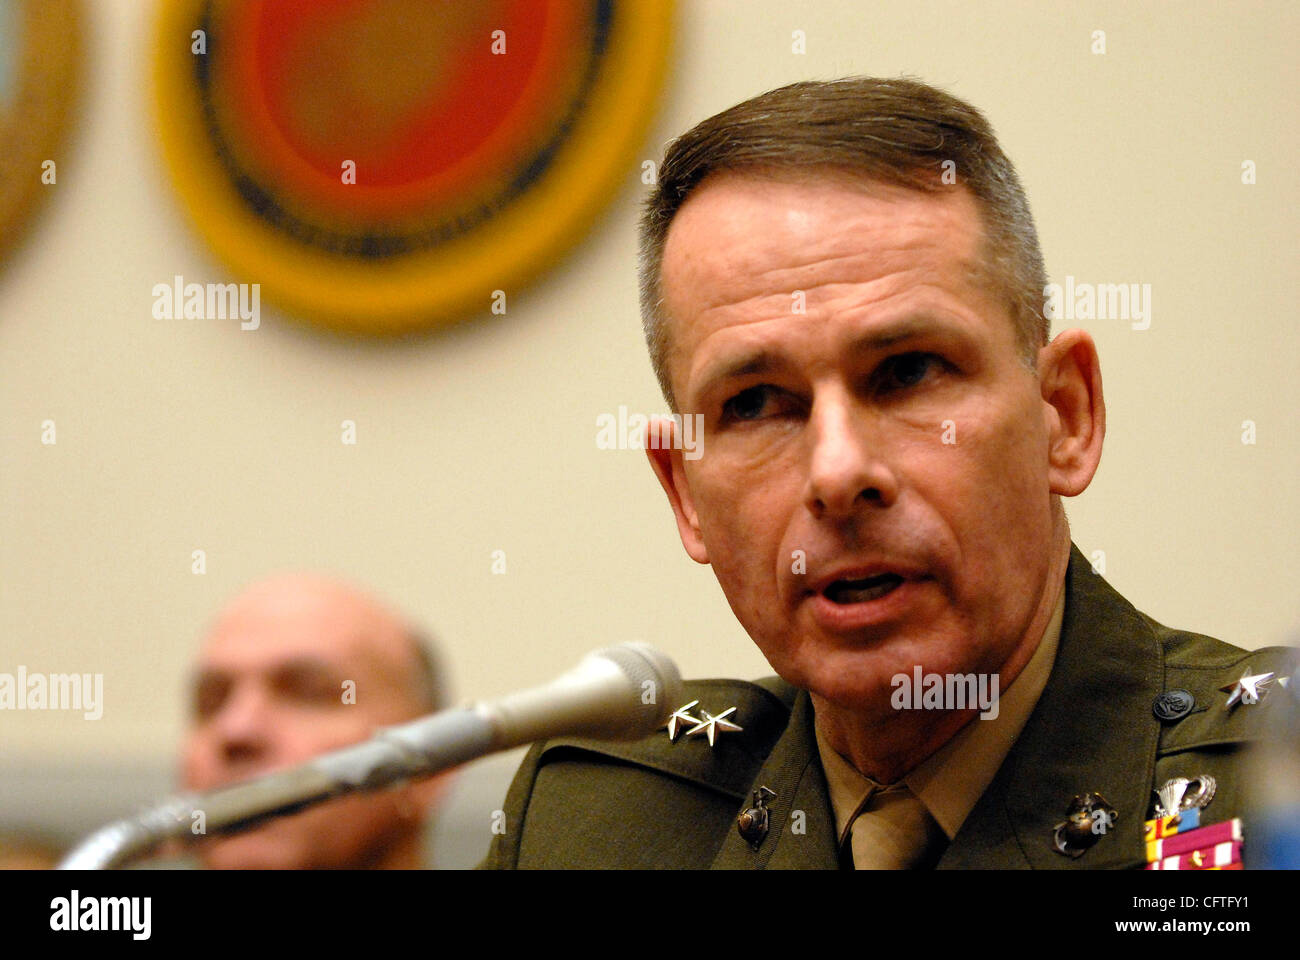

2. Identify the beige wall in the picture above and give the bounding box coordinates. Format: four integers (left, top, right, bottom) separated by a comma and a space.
2, 0, 1296, 787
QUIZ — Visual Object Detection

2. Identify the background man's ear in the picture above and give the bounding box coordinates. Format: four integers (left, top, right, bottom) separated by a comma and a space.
1038, 329, 1105, 497
645, 416, 710, 564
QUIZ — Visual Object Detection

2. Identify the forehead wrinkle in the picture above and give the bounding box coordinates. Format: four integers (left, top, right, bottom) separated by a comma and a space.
679, 236, 925, 314
663, 175, 999, 403
685, 273, 998, 405
679, 219, 982, 332
689, 261, 948, 357
688, 217, 993, 327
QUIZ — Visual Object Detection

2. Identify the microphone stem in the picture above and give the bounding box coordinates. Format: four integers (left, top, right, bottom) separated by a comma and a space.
58, 706, 497, 870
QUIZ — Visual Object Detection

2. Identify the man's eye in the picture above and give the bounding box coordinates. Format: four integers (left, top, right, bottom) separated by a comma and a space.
281, 675, 340, 704
193, 680, 228, 720
722, 385, 775, 421
880, 353, 943, 391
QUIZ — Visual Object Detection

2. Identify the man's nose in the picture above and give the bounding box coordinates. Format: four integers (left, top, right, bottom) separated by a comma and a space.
210, 685, 273, 767
803, 390, 899, 521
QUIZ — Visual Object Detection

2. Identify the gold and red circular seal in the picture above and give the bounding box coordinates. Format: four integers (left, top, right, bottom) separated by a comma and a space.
152, 0, 673, 334
0, 0, 83, 266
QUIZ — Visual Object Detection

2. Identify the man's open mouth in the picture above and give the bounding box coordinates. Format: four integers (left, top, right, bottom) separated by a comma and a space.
824, 573, 905, 604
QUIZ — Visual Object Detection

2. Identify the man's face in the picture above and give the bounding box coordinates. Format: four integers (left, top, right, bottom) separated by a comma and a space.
656, 171, 1065, 718
182, 580, 427, 868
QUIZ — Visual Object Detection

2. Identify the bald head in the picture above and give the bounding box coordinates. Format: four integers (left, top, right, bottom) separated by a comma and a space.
182, 573, 448, 869
197, 573, 436, 717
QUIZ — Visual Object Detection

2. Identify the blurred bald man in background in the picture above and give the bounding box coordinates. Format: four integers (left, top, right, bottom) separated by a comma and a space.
181, 574, 449, 869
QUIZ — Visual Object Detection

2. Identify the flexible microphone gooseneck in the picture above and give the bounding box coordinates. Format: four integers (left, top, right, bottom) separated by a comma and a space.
57, 643, 682, 870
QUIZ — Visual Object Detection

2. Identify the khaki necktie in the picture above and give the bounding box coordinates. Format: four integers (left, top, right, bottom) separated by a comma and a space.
842, 783, 949, 869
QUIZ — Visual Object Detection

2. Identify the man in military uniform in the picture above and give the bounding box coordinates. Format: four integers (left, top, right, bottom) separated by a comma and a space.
482, 77, 1295, 869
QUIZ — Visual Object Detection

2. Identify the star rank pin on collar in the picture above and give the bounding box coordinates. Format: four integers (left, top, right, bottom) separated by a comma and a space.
663, 700, 701, 742
662, 701, 744, 747
685, 706, 743, 747
1219, 670, 1277, 708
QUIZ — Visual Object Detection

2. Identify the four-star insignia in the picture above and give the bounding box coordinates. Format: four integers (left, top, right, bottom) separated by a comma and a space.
1219, 670, 1277, 708
685, 706, 744, 747
663, 700, 701, 741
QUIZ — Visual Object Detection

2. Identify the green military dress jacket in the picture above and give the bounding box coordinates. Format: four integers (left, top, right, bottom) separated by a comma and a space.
482, 545, 1295, 869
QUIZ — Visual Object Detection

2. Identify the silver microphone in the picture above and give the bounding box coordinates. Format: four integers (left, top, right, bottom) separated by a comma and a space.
57, 643, 682, 869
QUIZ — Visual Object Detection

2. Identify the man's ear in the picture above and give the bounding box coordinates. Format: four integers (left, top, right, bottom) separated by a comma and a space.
645, 416, 710, 564
1037, 329, 1105, 497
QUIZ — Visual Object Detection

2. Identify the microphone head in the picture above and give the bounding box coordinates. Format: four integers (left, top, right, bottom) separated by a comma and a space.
485, 642, 685, 747
585, 642, 684, 736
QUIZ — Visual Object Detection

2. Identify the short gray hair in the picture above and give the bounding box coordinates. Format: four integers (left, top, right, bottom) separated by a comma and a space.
637, 76, 1048, 411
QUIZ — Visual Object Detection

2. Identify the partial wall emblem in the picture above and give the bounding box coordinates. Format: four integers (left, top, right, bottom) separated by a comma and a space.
152, 0, 673, 334
0, 0, 83, 267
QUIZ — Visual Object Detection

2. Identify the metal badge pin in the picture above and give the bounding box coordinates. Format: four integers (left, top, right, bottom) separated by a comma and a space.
737, 786, 777, 850
1219, 670, 1276, 709
1052, 792, 1118, 858
663, 700, 701, 742
685, 706, 743, 747
1152, 689, 1196, 722
1151, 775, 1216, 821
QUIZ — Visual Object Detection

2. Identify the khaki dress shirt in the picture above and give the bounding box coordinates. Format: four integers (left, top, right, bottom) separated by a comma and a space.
816, 583, 1066, 868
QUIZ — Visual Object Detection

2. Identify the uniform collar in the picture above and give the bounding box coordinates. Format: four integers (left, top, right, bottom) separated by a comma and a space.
907, 579, 1065, 838
713, 543, 1161, 869
813, 573, 1064, 850
709, 683, 840, 869
937, 544, 1164, 868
